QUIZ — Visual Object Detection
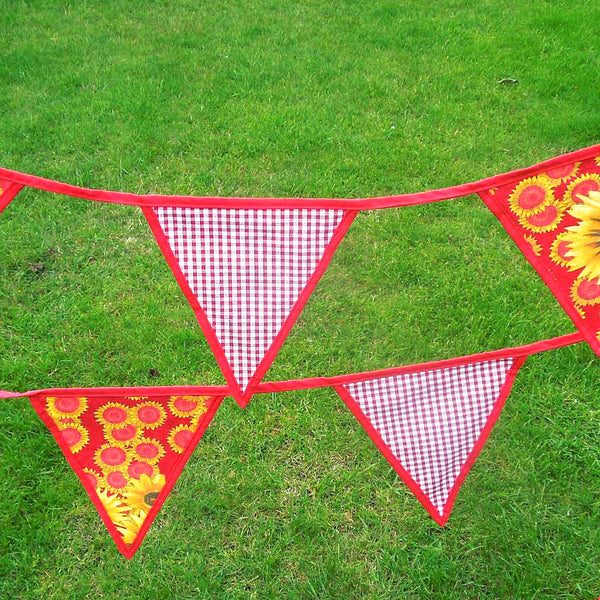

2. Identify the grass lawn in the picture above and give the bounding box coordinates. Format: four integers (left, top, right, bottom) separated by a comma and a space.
0, 0, 599, 597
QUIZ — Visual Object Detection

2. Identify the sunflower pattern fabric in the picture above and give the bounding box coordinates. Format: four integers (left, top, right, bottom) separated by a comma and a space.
478, 154, 600, 354
30, 392, 224, 558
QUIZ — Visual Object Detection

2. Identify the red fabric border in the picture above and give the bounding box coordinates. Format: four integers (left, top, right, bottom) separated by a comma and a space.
143, 205, 357, 407
0, 332, 583, 400
254, 331, 582, 393
479, 190, 600, 356
335, 355, 527, 525
1, 384, 231, 400
0, 144, 598, 210
0, 181, 24, 215
28, 392, 224, 559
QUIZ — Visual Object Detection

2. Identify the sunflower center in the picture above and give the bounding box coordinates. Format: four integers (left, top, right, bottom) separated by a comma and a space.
144, 491, 159, 506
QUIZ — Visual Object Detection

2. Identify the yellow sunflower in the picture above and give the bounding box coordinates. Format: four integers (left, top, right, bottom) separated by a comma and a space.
94, 443, 131, 472
168, 395, 208, 419
116, 510, 147, 545
523, 235, 542, 257
544, 162, 579, 184
563, 190, 600, 280
571, 275, 600, 307
549, 232, 573, 268
129, 437, 166, 465
123, 473, 166, 512
130, 401, 166, 430
82, 467, 102, 490
46, 396, 88, 421
102, 470, 132, 494
104, 422, 143, 448
189, 412, 206, 431
94, 402, 131, 428
518, 201, 565, 233
509, 176, 554, 217
563, 174, 600, 208
127, 460, 156, 481
58, 421, 89, 454
167, 424, 195, 454
97, 489, 129, 527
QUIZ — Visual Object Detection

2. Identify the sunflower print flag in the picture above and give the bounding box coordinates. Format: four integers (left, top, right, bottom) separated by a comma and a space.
29, 391, 224, 558
479, 153, 600, 354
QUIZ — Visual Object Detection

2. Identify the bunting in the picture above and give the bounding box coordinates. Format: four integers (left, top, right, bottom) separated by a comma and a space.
0, 333, 584, 556
28, 389, 223, 558
143, 206, 355, 406
0, 146, 598, 557
335, 356, 525, 523
479, 153, 600, 354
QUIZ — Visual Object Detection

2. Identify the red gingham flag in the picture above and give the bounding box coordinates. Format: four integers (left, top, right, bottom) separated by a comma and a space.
150, 207, 348, 398
337, 357, 521, 524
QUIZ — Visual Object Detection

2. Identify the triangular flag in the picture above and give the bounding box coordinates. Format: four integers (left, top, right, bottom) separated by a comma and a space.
144, 206, 356, 406
479, 153, 600, 356
29, 389, 224, 558
335, 355, 525, 524
0, 179, 24, 215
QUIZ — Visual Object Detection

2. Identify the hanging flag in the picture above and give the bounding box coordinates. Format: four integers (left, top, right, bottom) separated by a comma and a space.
0, 179, 24, 215
28, 389, 224, 558
479, 153, 600, 355
144, 207, 356, 406
335, 355, 525, 524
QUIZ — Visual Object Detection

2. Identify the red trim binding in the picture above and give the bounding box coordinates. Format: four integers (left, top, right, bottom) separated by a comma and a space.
143, 205, 357, 407
0, 384, 231, 400
479, 189, 600, 356
0, 145, 598, 210
28, 392, 224, 559
255, 331, 583, 393
0, 331, 583, 400
335, 355, 527, 526
0, 180, 24, 214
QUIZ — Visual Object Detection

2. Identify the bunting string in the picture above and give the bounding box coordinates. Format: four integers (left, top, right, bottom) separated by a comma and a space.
0, 332, 584, 557
0, 143, 598, 557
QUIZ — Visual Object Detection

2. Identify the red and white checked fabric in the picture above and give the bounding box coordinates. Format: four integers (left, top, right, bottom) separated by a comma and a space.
343, 359, 513, 516
154, 207, 346, 391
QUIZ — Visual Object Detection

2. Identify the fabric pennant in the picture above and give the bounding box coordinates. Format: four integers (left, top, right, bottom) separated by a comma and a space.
144, 206, 356, 406
479, 153, 600, 356
335, 355, 526, 524
29, 390, 224, 558
0, 179, 24, 214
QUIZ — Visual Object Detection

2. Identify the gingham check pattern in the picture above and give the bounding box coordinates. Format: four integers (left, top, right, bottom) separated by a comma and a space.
344, 358, 513, 516
155, 207, 346, 391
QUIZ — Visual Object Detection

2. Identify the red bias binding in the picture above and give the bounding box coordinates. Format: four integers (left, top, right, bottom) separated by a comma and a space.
0, 144, 597, 210
0, 179, 24, 215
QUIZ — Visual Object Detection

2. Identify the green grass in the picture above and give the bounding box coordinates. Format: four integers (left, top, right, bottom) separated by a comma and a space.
0, 0, 599, 597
